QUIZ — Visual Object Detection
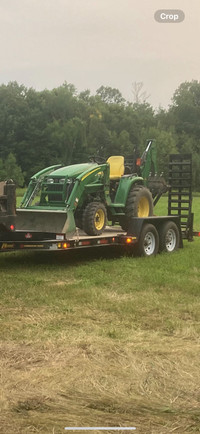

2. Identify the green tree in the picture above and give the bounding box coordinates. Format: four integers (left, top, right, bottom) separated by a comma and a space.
46, 117, 86, 166
0, 158, 6, 180
116, 130, 133, 155
170, 80, 200, 141
96, 86, 125, 105
0, 153, 24, 186
0, 81, 28, 160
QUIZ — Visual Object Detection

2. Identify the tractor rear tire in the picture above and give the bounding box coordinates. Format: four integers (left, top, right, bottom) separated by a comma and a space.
121, 185, 153, 231
82, 202, 107, 236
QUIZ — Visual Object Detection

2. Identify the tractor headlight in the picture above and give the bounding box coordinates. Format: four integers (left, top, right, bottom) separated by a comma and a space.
46, 178, 54, 184
59, 178, 65, 184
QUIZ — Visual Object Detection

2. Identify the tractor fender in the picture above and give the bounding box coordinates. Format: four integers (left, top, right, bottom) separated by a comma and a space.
114, 176, 144, 206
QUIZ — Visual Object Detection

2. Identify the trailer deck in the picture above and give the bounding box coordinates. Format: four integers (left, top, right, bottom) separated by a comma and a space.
0, 226, 132, 253
0, 216, 183, 255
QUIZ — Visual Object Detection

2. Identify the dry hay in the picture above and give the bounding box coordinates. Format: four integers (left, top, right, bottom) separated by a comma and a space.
0, 331, 200, 433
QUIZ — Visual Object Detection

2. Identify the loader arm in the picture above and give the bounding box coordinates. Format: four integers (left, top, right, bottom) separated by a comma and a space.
139, 140, 158, 183
138, 140, 169, 203
20, 164, 62, 208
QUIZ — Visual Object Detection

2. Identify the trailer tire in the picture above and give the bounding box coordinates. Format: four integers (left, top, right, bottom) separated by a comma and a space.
82, 202, 107, 236
121, 185, 153, 231
159, 221, 180, 253
137, 223, 159, 257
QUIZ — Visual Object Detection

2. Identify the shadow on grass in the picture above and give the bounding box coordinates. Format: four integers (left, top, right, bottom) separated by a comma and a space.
0, 245, 138, 270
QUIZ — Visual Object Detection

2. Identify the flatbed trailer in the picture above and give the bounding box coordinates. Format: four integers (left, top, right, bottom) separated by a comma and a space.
0, 216, 183, 256
1, 153, 199, 256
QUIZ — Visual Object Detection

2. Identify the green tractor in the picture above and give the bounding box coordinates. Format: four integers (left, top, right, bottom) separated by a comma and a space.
16, 140, 167, 235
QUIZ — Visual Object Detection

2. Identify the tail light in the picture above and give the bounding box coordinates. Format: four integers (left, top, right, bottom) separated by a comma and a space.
136, 158, 141, 166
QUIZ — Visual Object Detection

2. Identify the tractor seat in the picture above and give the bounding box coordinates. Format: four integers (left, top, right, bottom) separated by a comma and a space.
107, 156, 125, 180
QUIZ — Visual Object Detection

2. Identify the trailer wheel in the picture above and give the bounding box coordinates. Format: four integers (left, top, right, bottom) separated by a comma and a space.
121, 185, 153, 231
82, 202, 107, 236
137, 223, 159, 257
159, 221, 180, 253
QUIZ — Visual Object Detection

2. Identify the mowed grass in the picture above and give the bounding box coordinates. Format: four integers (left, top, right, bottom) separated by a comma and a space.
0, 195, 200, 433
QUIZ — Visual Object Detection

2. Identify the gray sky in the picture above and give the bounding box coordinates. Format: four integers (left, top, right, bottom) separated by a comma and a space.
0, 0, 199, 108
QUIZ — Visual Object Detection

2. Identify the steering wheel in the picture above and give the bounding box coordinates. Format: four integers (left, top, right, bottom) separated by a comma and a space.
89, 156, 106, 164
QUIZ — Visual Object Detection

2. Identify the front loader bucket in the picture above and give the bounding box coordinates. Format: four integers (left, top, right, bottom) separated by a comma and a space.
16, 209, 76, 235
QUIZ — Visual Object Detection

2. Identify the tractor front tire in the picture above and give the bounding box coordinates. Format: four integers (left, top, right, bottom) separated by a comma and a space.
121, 185, 153, 231
82, 202, 107, 236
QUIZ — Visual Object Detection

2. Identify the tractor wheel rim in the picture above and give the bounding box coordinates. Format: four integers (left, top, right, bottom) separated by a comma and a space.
143, 232, 155, 255
165, 229, 176, 252
95, 209, 105, 230
138, 197, 150, 217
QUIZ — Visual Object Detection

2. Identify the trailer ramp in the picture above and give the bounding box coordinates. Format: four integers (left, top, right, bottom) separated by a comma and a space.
168, 154, 193, 240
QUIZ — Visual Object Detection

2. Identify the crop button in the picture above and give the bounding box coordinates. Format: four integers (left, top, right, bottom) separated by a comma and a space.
154, 10, 185, 23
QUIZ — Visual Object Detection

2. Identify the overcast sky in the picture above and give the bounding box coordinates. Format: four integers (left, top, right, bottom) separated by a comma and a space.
0, 0, 199, 108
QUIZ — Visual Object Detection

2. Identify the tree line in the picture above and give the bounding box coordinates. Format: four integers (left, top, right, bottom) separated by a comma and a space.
0, 80, 200, 189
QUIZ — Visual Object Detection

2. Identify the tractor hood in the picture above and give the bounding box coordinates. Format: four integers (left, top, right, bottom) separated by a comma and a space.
48, 163, 98, 179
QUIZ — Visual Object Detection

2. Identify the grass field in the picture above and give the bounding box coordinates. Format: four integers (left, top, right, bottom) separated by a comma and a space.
0, 195, 200, 433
